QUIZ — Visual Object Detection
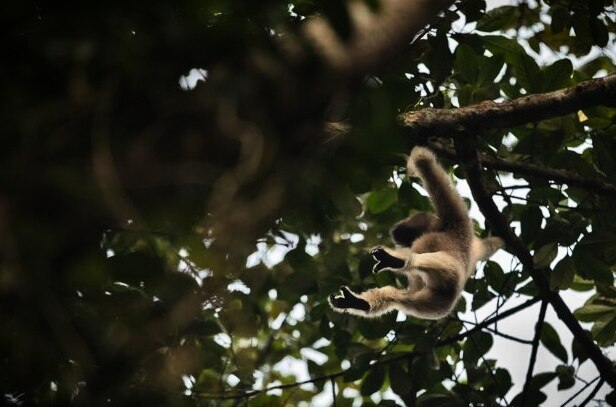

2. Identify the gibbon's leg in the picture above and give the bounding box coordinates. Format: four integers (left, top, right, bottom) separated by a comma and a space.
389, 211, 439, 247
407, 147, 471, 238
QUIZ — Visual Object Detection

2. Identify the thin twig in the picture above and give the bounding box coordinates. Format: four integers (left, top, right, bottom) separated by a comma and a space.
576, 378, 605, 407
429, 140, 616, 199
457, 319, 533, 345
438, 297, 541, 346
560, 376, 601, 407
520, 299, 548, 407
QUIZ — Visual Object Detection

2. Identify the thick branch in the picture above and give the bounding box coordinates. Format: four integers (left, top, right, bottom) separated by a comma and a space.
453, 138, 616, 389
303, 0, 454, 78
429, 141, 616, 198
402, 73, 616, 136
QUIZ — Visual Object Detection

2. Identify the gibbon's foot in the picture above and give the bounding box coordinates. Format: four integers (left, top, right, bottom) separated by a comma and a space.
371, 246, 405, 273
329, 286, 370, 311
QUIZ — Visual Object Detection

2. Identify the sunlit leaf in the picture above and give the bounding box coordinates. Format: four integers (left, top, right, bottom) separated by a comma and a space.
366, 187, 398, 214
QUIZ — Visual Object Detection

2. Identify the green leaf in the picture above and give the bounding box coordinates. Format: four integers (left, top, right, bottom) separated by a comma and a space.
332, 185, 362, 218
389, 361, 411, 397
571, 17, 593, 55
571, 336, 589, 363
514, 53, 542, 93
483, 261, 517, 297
416, 392, 460, 407
550, 6, 568, 33
520, 206, 543, 245
476, 6, 517, 32
542, 59, 572, 92
454, 44, 480, 84
530, 371, 557, 389
463, 331, 493, 365
606, 389, 616, 406
511, 389, 547, 406
481, 35, 525, 65
590, 313, 616, 346
478, 53, 505, 85
573, 303, 614, 322
196, 368, 223, 392
484, 367, 513, 398
360, 364, 385, 396
471, 278, 495, 310
533, 243, 558, 269
343, 347, 372, 382
572, 243, 614, 284
570, 275, 595, 291
459, 0, 486, 22
550, 256, 575, 290
556, 365, 575, 390
366, 187, 398, 214
540, 322, 568, 363
589, 18, 608, 47
358, 311, 397, 340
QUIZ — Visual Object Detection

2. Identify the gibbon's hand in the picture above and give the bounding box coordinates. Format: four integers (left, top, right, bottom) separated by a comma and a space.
329, 286, 370, 311
371, 246, 405, 273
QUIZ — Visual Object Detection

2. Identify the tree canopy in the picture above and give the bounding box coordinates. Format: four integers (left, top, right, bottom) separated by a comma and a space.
2, 0, 616, 405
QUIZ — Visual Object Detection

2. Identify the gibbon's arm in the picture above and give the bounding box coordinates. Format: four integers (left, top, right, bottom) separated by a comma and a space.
330, 249, 464, 319
328, 146, 503, 320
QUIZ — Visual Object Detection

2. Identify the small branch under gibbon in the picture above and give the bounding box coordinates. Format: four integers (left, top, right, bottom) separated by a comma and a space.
428, 140, 616, 199
402, 73, 616, 136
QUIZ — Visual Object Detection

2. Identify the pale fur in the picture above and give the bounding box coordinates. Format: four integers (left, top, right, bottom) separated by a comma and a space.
329, 147, 504, 320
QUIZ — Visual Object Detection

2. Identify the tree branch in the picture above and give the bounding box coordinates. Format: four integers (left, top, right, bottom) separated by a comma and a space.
520, 299, 548, 407
402, 73, 616, 136
438, 297, 541, 346
429, 141, 616, 198
453, 137, 616, 389
457, 319, 534, 345
576, 378, 605, 407
560, 376, 601, 407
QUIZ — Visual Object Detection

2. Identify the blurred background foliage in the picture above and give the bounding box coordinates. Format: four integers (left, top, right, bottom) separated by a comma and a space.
1, 0, 616, 405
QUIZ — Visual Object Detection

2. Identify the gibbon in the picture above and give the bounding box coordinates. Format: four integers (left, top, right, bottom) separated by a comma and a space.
329, 147, 503, 320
